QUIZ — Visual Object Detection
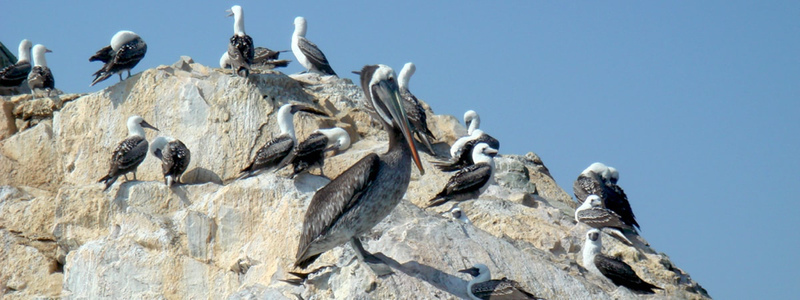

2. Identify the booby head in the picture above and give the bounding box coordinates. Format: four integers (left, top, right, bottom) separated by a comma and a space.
276, 103, 329, 139
358, 64, 424, 175
293, 16, 307, 37
398, 62, 416, 90
607, 166, 619, 184
587, 194, 603, 208
448, 205, 471, 224
31, 44, 52, 67
227, 5, 246, 35
110, 30, 140, 51
459, 263, 491, 283
149, 136, 174, 159
464, 110, 480, 135
317, 127, 351, 153
584, 228, 602, 254
471, 143, 498, 164
126, 115, 158, 137
582, 162, 608, 176
18, 39, 33, 62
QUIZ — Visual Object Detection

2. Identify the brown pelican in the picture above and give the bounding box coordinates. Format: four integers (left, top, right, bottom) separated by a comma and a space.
89, 30, 147, 86
582, 229, 661, 294
292, 16, 336, 76
277, 127, 351, 178
27, 44, 54, 98
428, 143, 497, 208
575, 195, 635, 245
98, 115, 159, 191
458, 264, 543, 300
435, 110, 500, 172
150, 136, 191, 187
398, 62, 436, 154
238, 104, 328, 180
0, 39, 32, 87
226, 5, 254, 77
294, 64, 423, 275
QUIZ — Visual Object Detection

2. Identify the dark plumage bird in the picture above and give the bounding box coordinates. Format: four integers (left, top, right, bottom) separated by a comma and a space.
428, 143, 497, 208
583, 229, 661, 294
573, 162, 609, 203
435, 110, 500, 172
150, 136, 191, 187
238, 104, 328, 180
294, 65, 424, 276
292, 16, 336, 76
459, 264, 543, 300
573, 162, 639, 229
0, 39, 32, 87
89, 30, 147, 86
226, 5, 254, 77
575, 195, 635, 245
398, 62, 436, 154
221, 47, 290, 70
27, 44, 54, 98
277, 127, 350, 178
98, 116, 159, 191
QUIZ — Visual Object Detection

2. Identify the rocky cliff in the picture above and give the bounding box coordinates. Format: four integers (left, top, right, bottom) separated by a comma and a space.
0, 58, 710, 299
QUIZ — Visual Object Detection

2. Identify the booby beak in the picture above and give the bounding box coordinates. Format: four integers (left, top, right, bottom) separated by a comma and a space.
45, 48, 53, 53
290, 104, 329, 117
140, 120, 159, 131
485, 147, 499, 157
226, 9, 234, 17
375, 78, 424, 175
351, 71, 362, 75
458, 267, 480, 277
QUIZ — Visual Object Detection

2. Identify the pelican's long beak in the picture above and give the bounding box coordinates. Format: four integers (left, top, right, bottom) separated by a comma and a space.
376, 79, 424, 175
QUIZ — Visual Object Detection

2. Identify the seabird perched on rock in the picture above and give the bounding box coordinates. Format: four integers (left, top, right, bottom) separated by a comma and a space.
226, 5, 254, 77
573, 162, 609, 203
294, 65, 423, 276
582, 229, 661, 294
445, 205, 471, 224
89, 30, 147, 86
398, 62, 436, 154
428, 143, 497, 208
27, 44, 54, 98
219, 47, 290, 71
150, 136, 191, 187
238, 104, 328, 180
435, 110, 500, 172
277, 127, 351, 178
458, 264, 542, 300
291, 16, 336, 76
576, 195, 635, 245
0, 39, 33, 87
98, 116, 159, 191
574, 163, 640, 229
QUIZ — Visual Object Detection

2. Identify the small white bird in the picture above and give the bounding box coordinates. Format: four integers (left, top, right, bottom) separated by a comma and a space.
291, 16, 336, 76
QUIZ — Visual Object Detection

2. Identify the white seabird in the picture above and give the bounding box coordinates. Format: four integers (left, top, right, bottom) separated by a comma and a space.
435, 110, 500, 172
238, 104, 328, 180
582, 229, 661, 294
294, 65, 423, 276
98, 115, 159, 191
89, 30, 147, 86
399, 62, 436, 154
458, 264, 542, 300
291, 16, 336, 76
27, 44, 54, 98
226, 5, 254, 77
277, 126, 351, 178
428, 143, 497, 208
575, 195, 635, 245
150, 136, 191, 187
0, 39, 33, 87
444, 205, 471, 224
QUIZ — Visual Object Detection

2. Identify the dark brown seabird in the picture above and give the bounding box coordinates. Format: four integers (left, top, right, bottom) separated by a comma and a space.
0, 39, 33, 87
89, 30, 147, 86
459, 264, 543, 300
583, 229, 661, 294
98, 115, 159, 191
150, 136, 191, 187
294, 64, 423, 276
398, 62, 436, 154
226, 5, 254, 77
27, 44, 54, 98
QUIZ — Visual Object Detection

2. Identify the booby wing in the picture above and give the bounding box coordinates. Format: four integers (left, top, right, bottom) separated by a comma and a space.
98, 135, 148, 190
577, 206, 631, 230
240, 135, 294, 176
604, 182, 640, 229
278, 132, 328, 176
401, 90, 435, 153
228, 34, 255, 76
475, 133, 500, 152
595, 254, 661, 294
162, 140, 191, 182
428, 163, 493, 207
435, 138, 478, 172
28, 66, 54, 91
91, 39, 147, 86
297, 37, 336, 76
0, 61, 32, 86
573, 172, 605, 203
471, 278, 540, 300
295, 153, 380, 268
89, 45, 114, 63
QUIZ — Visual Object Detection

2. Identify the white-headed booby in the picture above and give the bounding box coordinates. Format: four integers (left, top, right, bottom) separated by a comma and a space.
399, 62, 436, 154
238, 104, 328, 180
575, 195, 635, 245
226, 5, 254, 77
607, 166, 619, 184
458, 264, 542, 300
150, 136, 191, 187
0, 39, 33, 87
435, 110, 500, 172
89, 30, 147, 86
445, 205, 471, 224
428, 143, 497, 208
278, 127, 351, 178
582, 229, 661, 294
98, 115, 159, 191
291, 16, 336, 76
27, 44, 54, 98
294, 65, 423, 276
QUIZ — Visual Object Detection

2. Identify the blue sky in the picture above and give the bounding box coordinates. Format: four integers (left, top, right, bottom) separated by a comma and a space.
4, 1, 799, 298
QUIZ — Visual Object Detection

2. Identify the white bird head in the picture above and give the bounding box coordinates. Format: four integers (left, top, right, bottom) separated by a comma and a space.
464, 110, 480, 135
149, 136, 174, 159
584, 229, 602, 253
582, 162, 608, 177
398, 62, 416, 90
110, 30, 140, 51
606, 166, 619, 184
228, 5, 246, 35
126, 115, 158, 137
276, 103, 329, 139
31, 44, 52, 67
318, 127, 351, 153
587, 194, 603, 208
293, 16, 307, 36
18, 39, 33, 62
472, 143, 498, 164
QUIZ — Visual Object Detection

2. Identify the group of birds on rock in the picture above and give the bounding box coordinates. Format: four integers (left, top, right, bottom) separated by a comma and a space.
4, 4, 665, 298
